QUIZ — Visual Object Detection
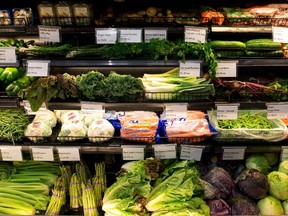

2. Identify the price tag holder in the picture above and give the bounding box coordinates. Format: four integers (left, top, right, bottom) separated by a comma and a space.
184, 26, 207, 43
272, 26, 288, 43
144, 28, 167, 43
118, 29, 142, 43
32, 147, 54, 161
81, 101, 105, 115
0, 47, 17, 64
38, 25, 61, 43
95, 28, 117, 44
281, 147, 288, 161
153, 144, 177, 159
0, 146, 23, 161
179, 60, 202, 77
222, 146, 246, 160
164, 103, 188, 119
122, 145, 145, 160
27, 60, 50, 77
180, 145, 204, 161
216, 61, 238, 77
57, 147, 81, 161
216, 104, 239, 120
267, 103, 288, 119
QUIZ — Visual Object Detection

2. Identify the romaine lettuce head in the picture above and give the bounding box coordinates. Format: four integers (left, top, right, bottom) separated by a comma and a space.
279, 160, 288, 175
257, 196, 284, 215
151, 208, 206, 216
145, 169, 199, 212
103, 172, 151, 203
268, 171, 288, 200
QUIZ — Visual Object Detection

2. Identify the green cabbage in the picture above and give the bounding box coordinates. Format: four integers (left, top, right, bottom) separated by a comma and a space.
268, 171, 288, 200
279, 160, 288, 175
257, 196, 284, 215
245, 154, 271, 175
282, 200, 288, 214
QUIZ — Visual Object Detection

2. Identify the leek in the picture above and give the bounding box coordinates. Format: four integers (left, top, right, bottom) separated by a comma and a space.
143, 67, 180, 78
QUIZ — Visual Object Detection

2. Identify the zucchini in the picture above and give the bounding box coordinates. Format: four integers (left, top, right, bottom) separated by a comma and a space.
245, 39, 281, 50
209, 40, 246, 49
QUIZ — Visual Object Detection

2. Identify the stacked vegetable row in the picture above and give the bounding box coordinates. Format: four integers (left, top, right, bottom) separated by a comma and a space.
0, 160, 60, 215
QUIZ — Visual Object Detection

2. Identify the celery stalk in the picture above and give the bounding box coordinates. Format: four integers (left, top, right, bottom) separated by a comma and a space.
0, 197, 36, 215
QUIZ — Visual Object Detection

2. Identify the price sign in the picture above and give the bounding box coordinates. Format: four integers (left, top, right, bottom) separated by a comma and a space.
272, 26, 288, 43
27, 60, 50, 77
122, 146, 145, 160
0, 47, 17, 64
81, 101, 105, 116
179, 61, 201, 77
38, 25, 61, 43
144, 28, 167, 43
281, 147, 288, 161
267, 104, 288, 119
216, 104, 239, 120
95, 28, 117, 44
153, 144, 177, 159
184, 26, 207, 43
180, 145, 203, 161
57, 147, 80, 161
0, 146, 22, 161
216, 61, 238, 77
32, 147, 54, 161
164, 103, 188, 119
222, 147, 246, 160
118, 29, 142, 43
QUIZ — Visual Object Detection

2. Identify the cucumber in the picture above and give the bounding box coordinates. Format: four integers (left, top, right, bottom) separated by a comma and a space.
209, 40, 246, 49
246, 50, 284, 57
215, 50, 246, 58
245, 39, 281, 50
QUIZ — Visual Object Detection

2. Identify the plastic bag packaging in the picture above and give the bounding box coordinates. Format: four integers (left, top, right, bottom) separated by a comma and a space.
87, 119, 115, 143
25, 121, 53, 142
57, 120, 87, 142
34, 110, 57, 128
208, 110, 288, 142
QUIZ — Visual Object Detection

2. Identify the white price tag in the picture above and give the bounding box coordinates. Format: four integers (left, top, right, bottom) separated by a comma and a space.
184, 26, 207, 43
267, 104, 288, 119
81, 101, 105, 117
0, 146, 22, 161
57, 147, 80, 161
164, 103, 188, 119
27, 60, 50, 77
180, 145, 203, 161
153, 144, 177, 159
38, 25, 61, 43
144, 28, 167, 43
119, 29, 142, 43
179, 61, 201, 77
216, 105, 239, 120
222, 147, 246, 160
0, 47, 17, 64
272, 26, 288, 43
95, 28, 117, 44
122, 147, 144, 160
32, 147, 54, 161
216, 61, 238, 77
281, 147, 288, 161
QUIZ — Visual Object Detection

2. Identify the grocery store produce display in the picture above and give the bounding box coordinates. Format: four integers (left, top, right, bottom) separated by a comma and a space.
2, 0, 288, 215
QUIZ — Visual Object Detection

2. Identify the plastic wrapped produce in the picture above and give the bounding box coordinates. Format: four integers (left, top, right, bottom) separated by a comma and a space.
25, 121, 53, 142
87, 119, 115, 143
33, 110, 57, 128
57, 120, 87, 141
12, 8, 33, 25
